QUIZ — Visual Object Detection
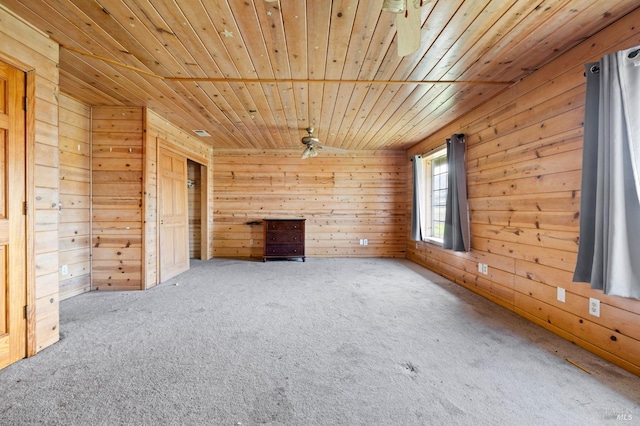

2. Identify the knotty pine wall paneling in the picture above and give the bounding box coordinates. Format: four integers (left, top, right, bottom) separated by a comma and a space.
91, 106, 144, 291
213, 150, 406, 259
0, 5, 60, 353
406, 9, 640, 375
146, 110, 213, 288
58, 94, 91, 300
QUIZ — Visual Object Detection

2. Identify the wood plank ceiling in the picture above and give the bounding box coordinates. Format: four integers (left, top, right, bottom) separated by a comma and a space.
2, 0, 638, 151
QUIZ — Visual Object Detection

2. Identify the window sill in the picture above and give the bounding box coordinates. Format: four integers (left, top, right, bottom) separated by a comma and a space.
416, 238, 442, 248
418, 237, 443, 247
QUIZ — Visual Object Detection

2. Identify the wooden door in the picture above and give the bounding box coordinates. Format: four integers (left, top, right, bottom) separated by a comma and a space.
159, 148, 189, 281
0, 61, 27, 369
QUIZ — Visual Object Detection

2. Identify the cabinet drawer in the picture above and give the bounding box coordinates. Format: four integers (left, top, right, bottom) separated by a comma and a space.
265, 231, 302, 244
266, 220, 303, 231
265, 244, 304, 256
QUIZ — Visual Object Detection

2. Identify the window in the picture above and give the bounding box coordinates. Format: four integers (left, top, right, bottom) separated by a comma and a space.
421, 147, 448, 243
411, 135, 468, 251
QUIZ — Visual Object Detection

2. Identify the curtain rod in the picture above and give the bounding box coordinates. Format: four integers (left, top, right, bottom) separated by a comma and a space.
421, 143, 447, 157
411, 134, 465, 160
584, 48, 640, 76
410, 142, 447, 161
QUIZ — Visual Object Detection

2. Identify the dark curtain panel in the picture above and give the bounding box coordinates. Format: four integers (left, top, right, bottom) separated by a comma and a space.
573, 45, 640, 299
573, 63, 600, 284
410, 155, 424, 241
443, 134, 470, 252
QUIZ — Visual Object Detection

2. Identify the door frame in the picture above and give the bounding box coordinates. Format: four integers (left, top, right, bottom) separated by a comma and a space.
0, 53, 35, 358
155, 138, 210, 284
187, 158, 208, 261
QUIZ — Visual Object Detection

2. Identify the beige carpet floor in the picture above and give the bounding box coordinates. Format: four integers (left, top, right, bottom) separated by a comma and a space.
0, 258, 638, 425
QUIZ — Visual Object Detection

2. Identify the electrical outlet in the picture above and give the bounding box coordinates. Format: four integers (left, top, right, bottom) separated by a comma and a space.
478, 262, 483, 273
482, 263, 488, 275
557, 287, 566, 303
61, 264, 68, 276
363, 239, 368, 246
359, 239, 363, 245
589, 297, 600, 317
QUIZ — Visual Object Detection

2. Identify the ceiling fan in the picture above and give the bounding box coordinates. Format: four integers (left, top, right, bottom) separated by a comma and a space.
382, 0, 427, 56
300, 128, 347, 159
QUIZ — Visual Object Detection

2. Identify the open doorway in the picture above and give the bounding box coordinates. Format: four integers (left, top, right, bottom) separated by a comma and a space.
187, 159, 207, 261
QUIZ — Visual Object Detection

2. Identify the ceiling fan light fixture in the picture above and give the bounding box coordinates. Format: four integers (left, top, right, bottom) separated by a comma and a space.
301, 145, 317, 159
382, 0, 406, 13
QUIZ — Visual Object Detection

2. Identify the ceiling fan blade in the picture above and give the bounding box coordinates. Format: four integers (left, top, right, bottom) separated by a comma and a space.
396, 0, 421, 56
317, 146, 348, 153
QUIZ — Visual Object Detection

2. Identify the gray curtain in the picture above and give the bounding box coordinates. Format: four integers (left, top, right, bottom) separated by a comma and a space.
410, 155, 424, 241
573, 45, 640, 299
443, 134, 470, 252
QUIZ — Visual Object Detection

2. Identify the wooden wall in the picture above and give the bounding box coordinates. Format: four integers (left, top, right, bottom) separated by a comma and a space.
213, 150, 406, 259
146, 110, 213, 286
0, 5, 60, 353
62, 103, 214, 293
91, 107, 144, 291
406, 10, 640, 375
58, 94, 91, 300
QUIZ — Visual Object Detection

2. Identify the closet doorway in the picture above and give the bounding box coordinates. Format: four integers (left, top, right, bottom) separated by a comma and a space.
158, 143, 209, 283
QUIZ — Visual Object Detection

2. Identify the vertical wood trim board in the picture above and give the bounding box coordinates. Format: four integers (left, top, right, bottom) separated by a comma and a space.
91, 106, 144, 291
0, 5, 60, 354
143, 120, 158, 288
25, 70, 36, 357
212, 150, 407, 259
140, 107, 147, 292
59, 94, 91, 300
406, 9, 640, 376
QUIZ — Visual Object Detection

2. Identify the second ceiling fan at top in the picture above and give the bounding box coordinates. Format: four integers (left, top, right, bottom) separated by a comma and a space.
382, 0, 427, 56
268, 0, 424, 57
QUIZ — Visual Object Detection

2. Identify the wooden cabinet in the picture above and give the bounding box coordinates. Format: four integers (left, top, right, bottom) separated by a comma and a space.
263, 219, 305, 262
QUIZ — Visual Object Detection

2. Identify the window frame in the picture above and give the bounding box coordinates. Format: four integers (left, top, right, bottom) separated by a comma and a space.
420, 145, 448, 245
